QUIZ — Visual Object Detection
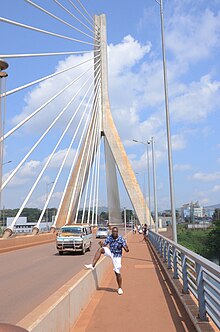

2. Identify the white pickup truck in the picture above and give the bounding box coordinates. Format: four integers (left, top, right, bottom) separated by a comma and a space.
56, 224, 93, 255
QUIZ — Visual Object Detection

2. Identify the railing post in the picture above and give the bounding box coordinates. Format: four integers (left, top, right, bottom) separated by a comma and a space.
153, 233, 156, 248
160, 239, 163, 257
163, 240, 167, 262
196, 263, 208, 321
173, 247, 179, 279
167, 243, 172, 269
181, 253, 189, 294
156, 235, 160, 252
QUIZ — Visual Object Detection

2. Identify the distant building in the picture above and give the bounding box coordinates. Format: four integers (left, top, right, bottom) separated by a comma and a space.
7, 217, 53, 233
158, 217, 171, 227
203, 207, 215, 218
180, 201, 204, 222
193, 207, 204, 218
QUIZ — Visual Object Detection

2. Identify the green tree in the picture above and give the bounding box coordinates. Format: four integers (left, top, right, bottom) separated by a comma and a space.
206, 219, 220, 259
121, 209, 134, 223
100, 211, 109, 221
212, 208, 220, 222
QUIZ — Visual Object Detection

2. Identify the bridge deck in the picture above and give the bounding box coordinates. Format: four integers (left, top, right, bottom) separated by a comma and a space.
72, 233, 196, 332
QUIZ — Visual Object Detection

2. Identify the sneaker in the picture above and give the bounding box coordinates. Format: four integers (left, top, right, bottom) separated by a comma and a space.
118, 288, 123, 295
84, 264, 94, 270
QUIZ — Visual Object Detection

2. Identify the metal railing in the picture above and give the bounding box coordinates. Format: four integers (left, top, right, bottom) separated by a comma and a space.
148, 230, 220, 329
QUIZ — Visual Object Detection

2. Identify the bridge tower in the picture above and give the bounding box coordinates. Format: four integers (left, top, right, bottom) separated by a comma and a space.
54, 14, 152, 228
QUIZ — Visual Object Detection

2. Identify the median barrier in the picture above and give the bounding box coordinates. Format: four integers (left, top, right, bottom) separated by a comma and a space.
0, 233, 56, 253
18, 253, 112, 332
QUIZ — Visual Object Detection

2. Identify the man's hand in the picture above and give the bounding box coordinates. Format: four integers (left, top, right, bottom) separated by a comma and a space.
124, 245, 129, 253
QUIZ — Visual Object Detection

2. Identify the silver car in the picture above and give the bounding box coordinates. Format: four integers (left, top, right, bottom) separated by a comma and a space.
96, 227, 109, 239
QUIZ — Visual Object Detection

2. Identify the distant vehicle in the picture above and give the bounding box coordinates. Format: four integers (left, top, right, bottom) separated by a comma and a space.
56, 224, 92, 255
96, 227, 109, 239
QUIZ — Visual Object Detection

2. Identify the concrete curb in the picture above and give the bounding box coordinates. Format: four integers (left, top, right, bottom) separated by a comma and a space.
18, 254, 112, 332
0, 228, 100, 254
0, 233, 56, 254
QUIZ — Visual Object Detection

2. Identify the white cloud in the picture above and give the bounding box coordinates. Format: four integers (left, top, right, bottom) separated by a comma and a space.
11, 52, 94, 134
108, 35, 151, 76
170, 75, 220, 123
174, 164, 191, 171
4, 148, 76, 189
166, 9, 220, 65
171, 134, 186, 150
3, 160, 41, 188
192, 171, 220, 182
27, 191, 63, 209
43, 148, 76, 168
211, 185, 220, 192
200, 198, 210, 205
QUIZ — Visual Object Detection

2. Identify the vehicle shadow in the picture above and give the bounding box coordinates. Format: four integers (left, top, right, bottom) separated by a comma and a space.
53, 251, 85, 256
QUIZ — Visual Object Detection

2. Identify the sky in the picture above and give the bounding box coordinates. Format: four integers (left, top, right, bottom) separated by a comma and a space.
1, 0, 220, 212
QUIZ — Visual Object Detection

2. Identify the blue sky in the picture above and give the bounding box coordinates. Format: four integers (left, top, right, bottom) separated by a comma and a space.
1, 0, 220, 212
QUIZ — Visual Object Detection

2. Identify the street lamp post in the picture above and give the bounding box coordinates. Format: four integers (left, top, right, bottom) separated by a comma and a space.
155, 0, 177, 242
146, 141, 152, 228
0, 59, 9, 229
135, 172, 147, 226
133, 139, 151, 227
151, 137, 158, 233
2, 160, 12, 166
46, 181, 54, 230
124, 207, 127, 237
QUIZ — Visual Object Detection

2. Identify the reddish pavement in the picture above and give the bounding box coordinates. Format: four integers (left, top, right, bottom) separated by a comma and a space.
72, 233, 196, 332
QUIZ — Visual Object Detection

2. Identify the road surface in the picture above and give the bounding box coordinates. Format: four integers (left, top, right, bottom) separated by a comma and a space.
0, 235, 102, 325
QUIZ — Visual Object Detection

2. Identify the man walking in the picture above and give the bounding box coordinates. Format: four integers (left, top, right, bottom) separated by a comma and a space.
85, 226, 129, 295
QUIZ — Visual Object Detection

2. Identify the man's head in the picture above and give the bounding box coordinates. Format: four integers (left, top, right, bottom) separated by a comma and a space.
111, 226, 118, 239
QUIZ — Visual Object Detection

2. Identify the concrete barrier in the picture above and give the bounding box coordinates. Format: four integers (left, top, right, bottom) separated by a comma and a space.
0, 228, 99, 254
0, 233, 56, 254
18, 254, 112, 332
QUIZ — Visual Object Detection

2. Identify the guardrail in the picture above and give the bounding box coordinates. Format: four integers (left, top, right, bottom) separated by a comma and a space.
148, 230, 220, 330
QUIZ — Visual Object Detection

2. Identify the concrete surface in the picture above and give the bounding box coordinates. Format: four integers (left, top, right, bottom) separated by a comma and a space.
72, 233, 199, 332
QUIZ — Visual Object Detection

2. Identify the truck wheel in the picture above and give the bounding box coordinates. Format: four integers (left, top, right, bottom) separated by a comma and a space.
59, 251, 63, 255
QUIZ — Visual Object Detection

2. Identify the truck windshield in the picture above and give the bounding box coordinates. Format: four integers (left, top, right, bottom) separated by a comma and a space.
61, 227, 82, 234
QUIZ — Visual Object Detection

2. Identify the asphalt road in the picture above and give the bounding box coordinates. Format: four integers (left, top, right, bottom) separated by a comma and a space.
0, 235, 103, 325
0, 227, 127, 325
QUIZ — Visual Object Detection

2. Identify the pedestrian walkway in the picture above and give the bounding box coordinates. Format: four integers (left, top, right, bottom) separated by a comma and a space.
72, 233, 196, 332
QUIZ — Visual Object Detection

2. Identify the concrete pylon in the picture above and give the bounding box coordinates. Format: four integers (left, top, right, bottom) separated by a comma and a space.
96, 14, 152, 226
55, 110, 100, 228
55, 14, 153, 229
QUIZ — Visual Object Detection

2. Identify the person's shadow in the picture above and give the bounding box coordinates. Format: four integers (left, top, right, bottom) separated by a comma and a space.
97, 286, 116, 293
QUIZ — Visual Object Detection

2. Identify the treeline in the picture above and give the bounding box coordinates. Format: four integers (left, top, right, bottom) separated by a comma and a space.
178, 209, 220, 263
0, 208, 57, 223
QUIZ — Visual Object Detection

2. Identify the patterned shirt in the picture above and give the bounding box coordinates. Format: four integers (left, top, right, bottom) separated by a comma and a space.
104, 235, 127, 257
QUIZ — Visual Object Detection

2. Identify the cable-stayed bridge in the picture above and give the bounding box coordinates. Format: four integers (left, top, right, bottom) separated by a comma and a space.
0, 2, 150, 238
0, 2, 219, 332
